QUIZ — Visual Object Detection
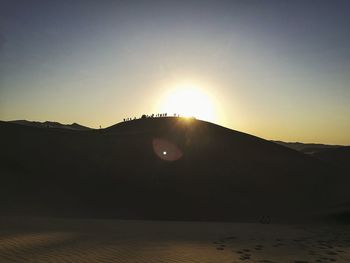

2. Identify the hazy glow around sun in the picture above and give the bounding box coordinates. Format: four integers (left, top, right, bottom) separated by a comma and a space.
157, 84, 216, 122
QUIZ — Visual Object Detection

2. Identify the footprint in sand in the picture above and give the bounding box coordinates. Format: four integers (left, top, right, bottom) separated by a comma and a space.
255, 244, 263, 250
239, 255, 251, 261
272, 243, 284, 247
326, 251, 337, 256
235, 249, 252, 261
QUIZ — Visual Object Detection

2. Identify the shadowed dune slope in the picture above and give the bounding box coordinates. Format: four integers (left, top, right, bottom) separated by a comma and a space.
312, 146, 350, 171
0, 118, 348, 222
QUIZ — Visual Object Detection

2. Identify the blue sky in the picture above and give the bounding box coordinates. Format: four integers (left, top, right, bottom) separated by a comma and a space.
1, 0, 349, 144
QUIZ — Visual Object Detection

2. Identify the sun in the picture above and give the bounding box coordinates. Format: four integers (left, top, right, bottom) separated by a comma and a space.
157, 84, 216, 122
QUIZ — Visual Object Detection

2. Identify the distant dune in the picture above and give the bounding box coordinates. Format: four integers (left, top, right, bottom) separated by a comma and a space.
0, 118, 349, 222
8, 120, 91, 131
273, 141, 349, 170
272, 140, 345, 154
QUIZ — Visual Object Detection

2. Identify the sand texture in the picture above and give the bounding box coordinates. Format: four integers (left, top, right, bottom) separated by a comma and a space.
0, 217, 349, 262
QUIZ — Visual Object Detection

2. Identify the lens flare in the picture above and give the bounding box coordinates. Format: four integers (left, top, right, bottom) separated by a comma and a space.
152, 138, 182, 161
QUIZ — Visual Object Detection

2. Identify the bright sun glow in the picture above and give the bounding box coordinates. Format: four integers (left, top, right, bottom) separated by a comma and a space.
158, 85, 216, 122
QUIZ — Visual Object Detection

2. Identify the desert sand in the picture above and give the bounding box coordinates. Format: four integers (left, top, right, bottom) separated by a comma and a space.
0, 217, 349, 263
1, 119, 349, 262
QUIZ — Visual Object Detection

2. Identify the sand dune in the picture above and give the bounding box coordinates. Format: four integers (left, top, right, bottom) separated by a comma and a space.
1, 118, 348, 221
0, 217, 349, 263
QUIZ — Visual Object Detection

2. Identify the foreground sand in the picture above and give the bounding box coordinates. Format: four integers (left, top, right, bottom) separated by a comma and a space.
0, 217, 349, 262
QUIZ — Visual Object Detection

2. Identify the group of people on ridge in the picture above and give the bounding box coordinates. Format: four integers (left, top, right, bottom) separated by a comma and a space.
123, 113, 181, 122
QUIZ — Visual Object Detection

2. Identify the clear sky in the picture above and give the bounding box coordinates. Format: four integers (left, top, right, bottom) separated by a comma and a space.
0, 0, 349, 144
